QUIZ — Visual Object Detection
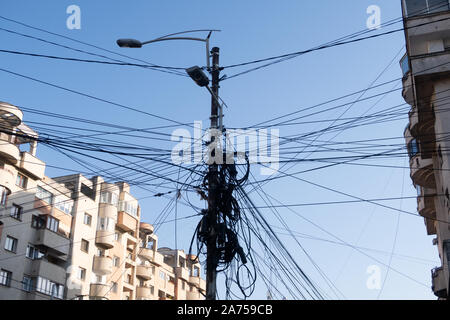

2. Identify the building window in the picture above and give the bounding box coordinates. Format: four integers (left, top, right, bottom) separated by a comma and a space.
31, 215, 46, 229
125, 274, 132, 284
111, 282, 118, 293
97, 217, 115, 232
10, 204, 23, 220
46, 216, 59, 233
83, 213, 92, 226
22, 275, 33, 292
150, 285, 154, 295
114, 232, 120, 242
0, 269, 12, 287
81, 239, 89, 253
54, 196, 73, 215
193, 267, 200, 277
4, 236, 18, 253
26, 244, 44, 260
119, 201, 138, 217
182, 281, 185, 290
407, 139, 420, 158
404, 0, 450, 17
36, 186, 54, 204
159, 271, 166, 281
0, 186, 9, 207
16, 173, 28, 189
99, 191, 118, 207
35, 277, 64, 299
77, 267, 86, 280
113, 256, 120, 267
97, 249, 106, 257
95, 275, 104, 284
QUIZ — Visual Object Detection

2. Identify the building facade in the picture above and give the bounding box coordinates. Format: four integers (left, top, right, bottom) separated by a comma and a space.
0, 102, 206, 300
401, 0, 450, 299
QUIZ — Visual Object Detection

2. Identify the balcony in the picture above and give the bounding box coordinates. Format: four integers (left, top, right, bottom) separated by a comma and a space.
98, 203, 117, 220
176, 267, 190, 281
411, 51, 450, 77
166, 281, 175, 295
117, 211, 138, 232
34, 228, 70, 257
409, 155, 435, 188
136, 286, 152, 300
93, 256, 113, 275
125, 252, 136, 268
417, 188, 437, 219
189, 275, 201, 286
408, 107, 419, 135
140, 222, 154, 235
0, 102, 23, 127
425, 217, 437, 235
187, 290, 200, 300
95, 230, 114, 249
30, 259, 66, 285
0, 140, 19, 164
90, 283, 110, 298
139, 247, 153, 261
19, 152, 45, 180
122, 280, 134, 292
136, 265, 152, 280
152, 251, 164, 266
431, 267, 448, 298
402, 72, 414, 106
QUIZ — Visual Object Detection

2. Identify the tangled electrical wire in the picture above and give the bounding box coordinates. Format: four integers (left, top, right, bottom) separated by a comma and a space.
188, 152, 256, 298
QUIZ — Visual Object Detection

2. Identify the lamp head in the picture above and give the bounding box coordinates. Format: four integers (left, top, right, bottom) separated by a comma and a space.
186, 66, 210, 87
116, 39, 143, 48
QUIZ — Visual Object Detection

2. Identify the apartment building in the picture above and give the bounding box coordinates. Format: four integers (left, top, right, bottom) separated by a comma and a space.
0, 102, 205, 300
401, 0, 450, 299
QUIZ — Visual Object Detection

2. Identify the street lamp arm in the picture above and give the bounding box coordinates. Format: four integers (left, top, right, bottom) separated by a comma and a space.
141, 37, 207, 45
152, 29, 221, 41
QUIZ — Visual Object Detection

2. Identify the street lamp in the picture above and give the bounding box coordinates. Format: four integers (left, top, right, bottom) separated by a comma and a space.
116, 29, 220, 69
116, 30, 224, 129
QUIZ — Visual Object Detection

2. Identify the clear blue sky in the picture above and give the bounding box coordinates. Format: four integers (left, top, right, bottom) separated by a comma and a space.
0, 0, 439, 299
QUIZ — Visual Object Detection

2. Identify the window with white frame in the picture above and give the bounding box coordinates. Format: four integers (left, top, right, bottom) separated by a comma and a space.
10, 204, 23, 220
36, 186, 53, 204
22, 275, 33, 292
99, 191, 118, 206
77, 267, 86, 280
4, 236, 18, 253
0, 269, 12, 287
35, 277, 64, 299
54, 196, 73, 215
46, 216, 59, 233
119, 201, 138, 217
83, 213, 92, 226
16, 173, 28, 189
26, 244, 44, 260
97, 217, 115, 232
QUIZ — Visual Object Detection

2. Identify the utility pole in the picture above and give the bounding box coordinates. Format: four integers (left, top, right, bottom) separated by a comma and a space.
206, 47, 220, 300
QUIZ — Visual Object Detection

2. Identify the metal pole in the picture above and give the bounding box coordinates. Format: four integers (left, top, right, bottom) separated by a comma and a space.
206, 47, 220, 300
